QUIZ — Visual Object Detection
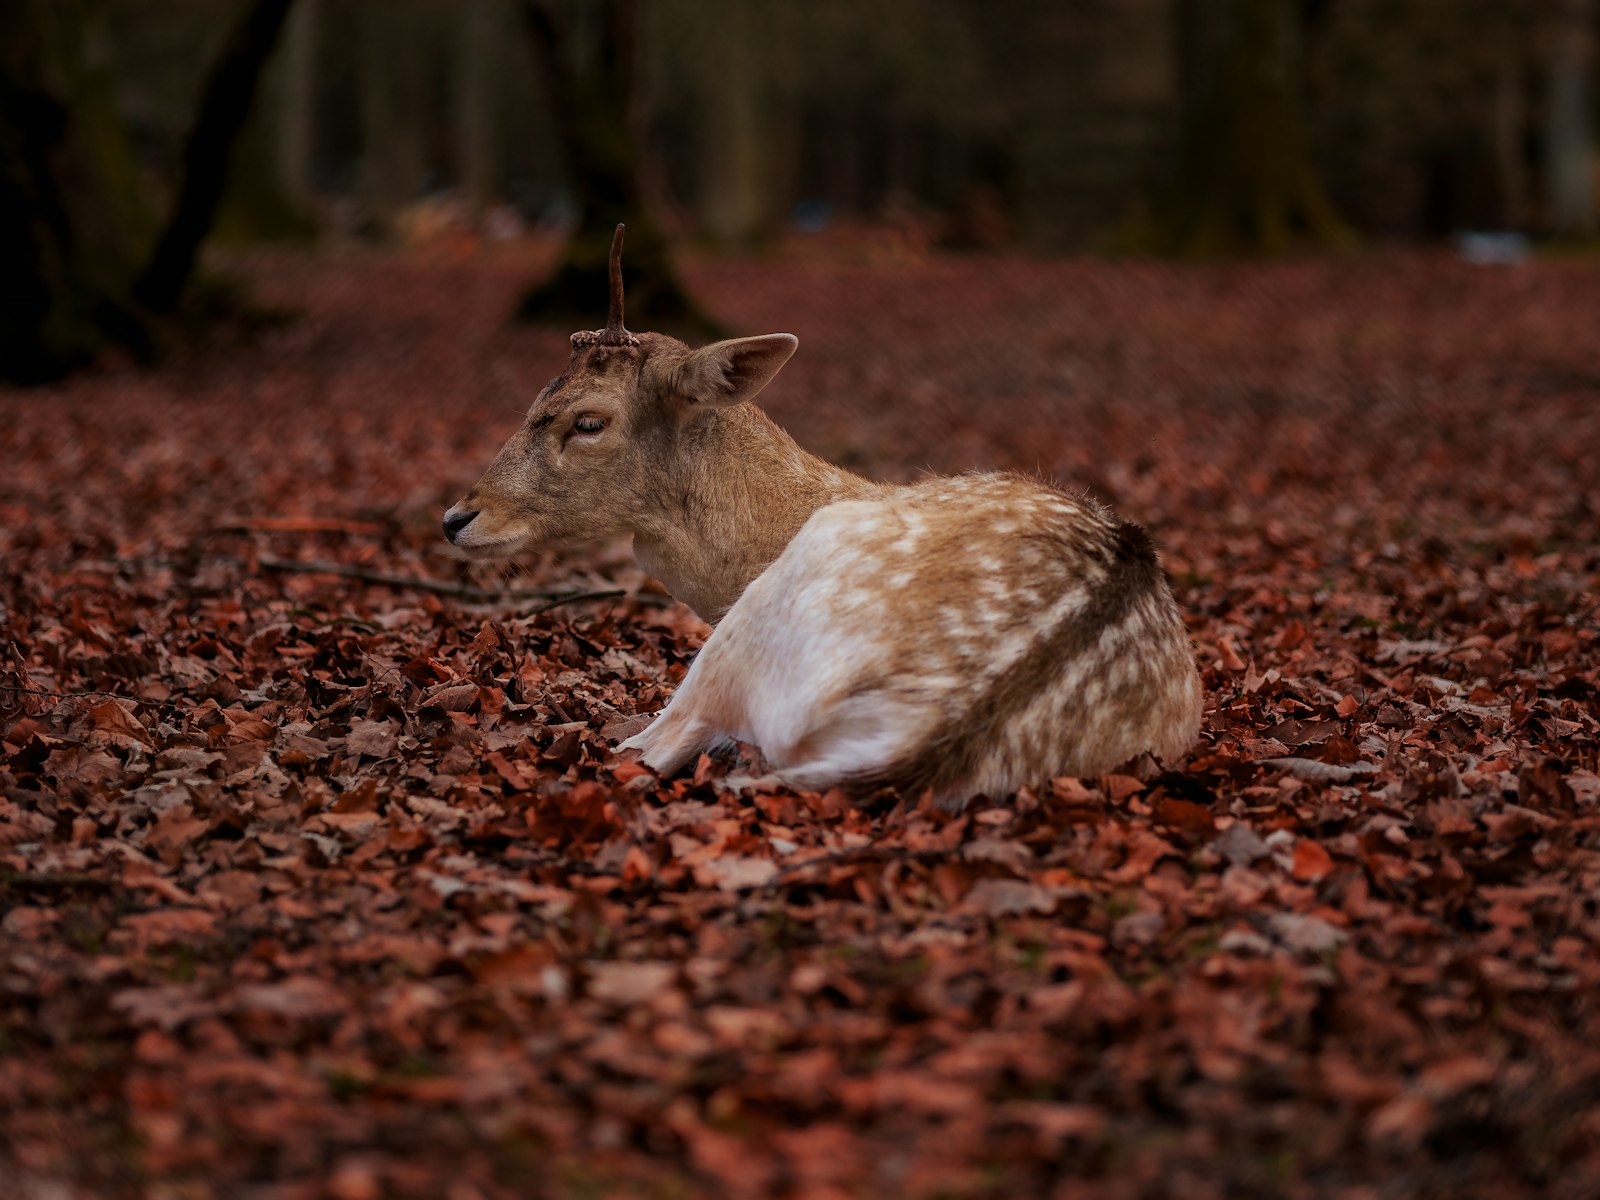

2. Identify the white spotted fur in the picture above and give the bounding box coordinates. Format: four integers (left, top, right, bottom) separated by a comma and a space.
620, 473, 1203, 806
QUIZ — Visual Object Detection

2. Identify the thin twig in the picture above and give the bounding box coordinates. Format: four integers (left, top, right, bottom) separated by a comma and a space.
529, 588, 631, 614
0, 681, 196, 716
2, 684, 115, 701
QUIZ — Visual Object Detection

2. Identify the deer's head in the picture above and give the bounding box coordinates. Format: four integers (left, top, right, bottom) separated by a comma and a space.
443, 226, 797, 556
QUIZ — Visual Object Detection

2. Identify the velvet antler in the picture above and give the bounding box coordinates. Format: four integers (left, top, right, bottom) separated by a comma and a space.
572, 223, 639, 349
606, 223, 627, 336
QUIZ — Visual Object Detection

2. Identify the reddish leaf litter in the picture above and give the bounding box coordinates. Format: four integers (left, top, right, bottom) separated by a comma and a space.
2, 242, 1599, 1199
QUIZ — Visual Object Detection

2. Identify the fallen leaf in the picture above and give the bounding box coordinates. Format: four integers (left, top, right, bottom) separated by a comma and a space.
1292, 838, 1336, 881
963, 877, 1056, 917
587, 961, 677, 1005
1266, 912, 1347, 955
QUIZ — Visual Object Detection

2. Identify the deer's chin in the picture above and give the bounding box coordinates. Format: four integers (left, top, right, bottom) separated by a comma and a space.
450, 528, 537, 559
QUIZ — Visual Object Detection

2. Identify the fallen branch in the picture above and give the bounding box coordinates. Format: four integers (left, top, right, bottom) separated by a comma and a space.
256, 556, 638, 606
71, 555, 665, 610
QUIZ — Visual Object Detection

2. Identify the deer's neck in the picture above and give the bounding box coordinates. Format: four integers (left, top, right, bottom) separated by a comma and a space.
631, 406, 878, 622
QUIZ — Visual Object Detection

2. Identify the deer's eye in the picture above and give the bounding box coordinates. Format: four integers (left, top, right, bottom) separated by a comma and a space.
572, 415, 606, 436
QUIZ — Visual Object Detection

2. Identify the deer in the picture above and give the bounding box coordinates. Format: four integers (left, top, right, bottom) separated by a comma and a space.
444, 226, 1203, 808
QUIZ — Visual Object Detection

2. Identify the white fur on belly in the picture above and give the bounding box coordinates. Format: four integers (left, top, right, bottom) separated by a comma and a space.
622, 502, 939, 783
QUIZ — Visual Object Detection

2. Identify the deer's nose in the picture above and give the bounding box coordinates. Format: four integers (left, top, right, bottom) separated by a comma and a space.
442, 507, 479, 543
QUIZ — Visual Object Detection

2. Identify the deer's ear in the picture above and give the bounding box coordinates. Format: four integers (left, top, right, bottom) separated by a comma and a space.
671, 334, 798, 408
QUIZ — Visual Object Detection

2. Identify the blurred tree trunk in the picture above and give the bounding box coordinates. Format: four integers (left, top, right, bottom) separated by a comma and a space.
135, 0, 297, 310
276, 0, 318, 216
513, 0, 718, 336
697, 1, 771, 246
822, 104, 864, 213
0, 0, 155, 382
3, 0, 297, 382
1544, 0, 1596, 237
360, 0, 422, 237
216, 0, 319, 244
458, 0, 499, 224
1147, 0, 1347, 254
1492, 42, 1530, 229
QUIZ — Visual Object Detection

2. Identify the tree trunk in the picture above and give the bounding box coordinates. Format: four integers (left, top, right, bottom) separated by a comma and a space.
135, 0, 297, 310
215, 0, 319, 246
1545, 0, 1597, 237
458, 0, 499, 225
696, 0, 771, 246
514, 0, 719, 337
1492, 42, 1530, 230
1145, 0, 1348, 255
0, 0, 154, 383
360, 0, 423, 238
276, 0, 318, 216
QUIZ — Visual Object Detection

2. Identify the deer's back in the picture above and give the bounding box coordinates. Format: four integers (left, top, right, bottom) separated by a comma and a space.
682, 472, 1202, 802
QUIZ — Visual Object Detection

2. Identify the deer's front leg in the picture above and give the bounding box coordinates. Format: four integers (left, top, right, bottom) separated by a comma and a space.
617, 698, 716, 777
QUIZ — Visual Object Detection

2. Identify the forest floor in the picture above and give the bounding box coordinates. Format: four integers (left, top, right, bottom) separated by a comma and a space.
2, 239, 1598, 1199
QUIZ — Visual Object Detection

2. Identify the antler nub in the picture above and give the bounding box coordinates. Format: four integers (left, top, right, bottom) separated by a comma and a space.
573, 223, 640, 350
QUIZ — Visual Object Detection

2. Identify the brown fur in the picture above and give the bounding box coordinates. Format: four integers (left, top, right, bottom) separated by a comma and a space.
451, 331, 876, 621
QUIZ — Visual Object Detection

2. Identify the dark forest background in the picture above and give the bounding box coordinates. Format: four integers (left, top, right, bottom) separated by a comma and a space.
4, 0, 1598, 383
